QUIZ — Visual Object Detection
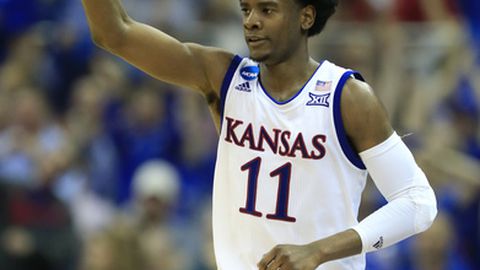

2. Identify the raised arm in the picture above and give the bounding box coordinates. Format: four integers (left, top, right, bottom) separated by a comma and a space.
81, 0, 234, 94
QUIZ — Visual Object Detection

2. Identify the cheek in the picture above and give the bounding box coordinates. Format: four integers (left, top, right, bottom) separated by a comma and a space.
279, 18, 301, 40
278, 25, 300, 48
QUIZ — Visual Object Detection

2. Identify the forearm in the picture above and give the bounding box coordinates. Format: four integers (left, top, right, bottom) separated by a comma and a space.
81, 0, 131, 48
352, 187, 435, 253
310, 229, 362, 265
257, 229, 363, 269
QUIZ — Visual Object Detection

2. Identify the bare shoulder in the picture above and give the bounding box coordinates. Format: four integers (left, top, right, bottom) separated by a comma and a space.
340, 77, 393, 152
185, 43, 236, 93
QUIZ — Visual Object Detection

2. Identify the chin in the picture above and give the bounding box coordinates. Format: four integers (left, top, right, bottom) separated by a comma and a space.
250, 54, 268, 63
249, 51, 269, 63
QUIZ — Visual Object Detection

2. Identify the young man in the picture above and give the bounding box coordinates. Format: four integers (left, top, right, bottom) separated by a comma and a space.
81, 0, 437, 269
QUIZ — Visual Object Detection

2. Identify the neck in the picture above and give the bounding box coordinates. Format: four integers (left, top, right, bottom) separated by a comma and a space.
259, 43, 318, 102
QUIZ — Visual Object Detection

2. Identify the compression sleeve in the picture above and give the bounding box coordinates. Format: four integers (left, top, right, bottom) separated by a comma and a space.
351, 132, 437, 253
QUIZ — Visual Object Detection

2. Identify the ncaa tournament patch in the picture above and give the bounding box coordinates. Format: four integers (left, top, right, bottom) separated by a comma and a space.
240, 66, 259, 81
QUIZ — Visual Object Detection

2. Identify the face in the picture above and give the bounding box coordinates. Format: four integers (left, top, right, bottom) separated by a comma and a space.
239, 0, 306, 64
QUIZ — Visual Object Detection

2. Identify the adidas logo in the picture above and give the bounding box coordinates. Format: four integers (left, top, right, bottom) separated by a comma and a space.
373, 236, 383, 249
235, 82, 251, 92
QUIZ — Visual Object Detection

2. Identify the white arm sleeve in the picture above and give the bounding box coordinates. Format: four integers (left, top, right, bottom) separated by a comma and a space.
351, 132, 437, 253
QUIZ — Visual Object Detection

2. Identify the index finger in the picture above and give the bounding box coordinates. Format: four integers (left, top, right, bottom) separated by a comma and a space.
257, 248, 277, 270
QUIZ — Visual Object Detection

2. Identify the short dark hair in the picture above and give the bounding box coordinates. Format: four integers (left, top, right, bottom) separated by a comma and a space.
296, 0, 338, 37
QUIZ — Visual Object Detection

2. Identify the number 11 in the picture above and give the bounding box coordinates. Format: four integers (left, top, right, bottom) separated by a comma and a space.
239, 157, 296, 222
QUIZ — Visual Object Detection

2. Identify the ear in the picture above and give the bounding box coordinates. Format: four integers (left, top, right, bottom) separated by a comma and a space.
300, 5, 316, 32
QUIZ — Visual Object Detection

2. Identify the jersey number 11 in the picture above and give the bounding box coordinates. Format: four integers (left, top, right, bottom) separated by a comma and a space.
239, 157, 296, 222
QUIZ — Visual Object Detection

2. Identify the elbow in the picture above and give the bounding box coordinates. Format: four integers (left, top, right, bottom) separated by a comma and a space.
89, 30, 124, 52
414, 187, 438, 233
90, 32, 108, 49
89, 22, 130, 52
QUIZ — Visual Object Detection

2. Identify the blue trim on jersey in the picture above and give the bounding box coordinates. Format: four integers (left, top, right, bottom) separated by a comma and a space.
333, 71, 367, 170
259, 60, 325, 105
220, 55, 243, 126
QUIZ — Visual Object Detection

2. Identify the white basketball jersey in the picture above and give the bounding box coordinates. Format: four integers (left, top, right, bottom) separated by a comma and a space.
212, 56, 368, 270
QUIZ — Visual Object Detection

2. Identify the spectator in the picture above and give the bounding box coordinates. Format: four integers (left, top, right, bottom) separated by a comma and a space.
129, 160, 189, 270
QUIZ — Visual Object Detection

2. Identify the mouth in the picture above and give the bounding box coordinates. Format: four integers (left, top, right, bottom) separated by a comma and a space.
246, 36, 267, 46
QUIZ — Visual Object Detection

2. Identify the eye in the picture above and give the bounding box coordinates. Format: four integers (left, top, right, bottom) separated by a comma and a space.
263, 8, 273, 14
241, 8, 251, 16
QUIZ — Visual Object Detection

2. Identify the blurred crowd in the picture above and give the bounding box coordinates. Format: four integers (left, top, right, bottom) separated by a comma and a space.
0, 0, 478, 269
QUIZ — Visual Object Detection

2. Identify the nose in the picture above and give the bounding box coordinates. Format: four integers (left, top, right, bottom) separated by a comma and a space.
243, 11, 262, 30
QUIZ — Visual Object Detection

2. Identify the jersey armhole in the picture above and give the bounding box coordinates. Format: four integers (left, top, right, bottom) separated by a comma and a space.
332, 71, 367, 170
219, 55, 243, 127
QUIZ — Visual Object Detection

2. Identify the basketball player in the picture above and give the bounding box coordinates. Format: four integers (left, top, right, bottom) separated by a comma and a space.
81, 0, 437, 269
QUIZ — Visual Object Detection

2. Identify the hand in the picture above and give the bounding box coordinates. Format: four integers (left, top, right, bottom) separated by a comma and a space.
257, 243, 321, 270
257, 229, 362, 270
